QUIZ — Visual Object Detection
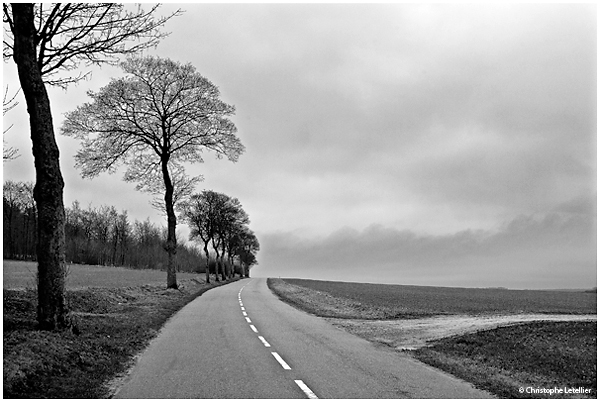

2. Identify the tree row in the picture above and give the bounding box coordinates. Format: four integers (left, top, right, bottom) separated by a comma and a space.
181, 190, 259, 283
4, 180, 259, 280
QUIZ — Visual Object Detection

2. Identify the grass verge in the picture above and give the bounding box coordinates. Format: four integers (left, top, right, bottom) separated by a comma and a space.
267, 277, 391, 318
412, 321, 597, 399
3, 277, 237, 398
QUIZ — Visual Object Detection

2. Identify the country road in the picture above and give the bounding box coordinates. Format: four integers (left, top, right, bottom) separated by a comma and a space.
114, 278, 492, 399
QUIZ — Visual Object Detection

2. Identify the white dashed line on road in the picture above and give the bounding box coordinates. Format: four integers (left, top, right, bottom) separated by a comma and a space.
271, 352, 292, 370
295, 380, 319, 399
258, 336, 271, 347
239, 281, 317, 399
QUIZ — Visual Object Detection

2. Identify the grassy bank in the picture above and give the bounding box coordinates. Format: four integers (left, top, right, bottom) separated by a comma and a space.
268, 278, 596, 399
3, 277, 237, 398
413, 321, 597, 399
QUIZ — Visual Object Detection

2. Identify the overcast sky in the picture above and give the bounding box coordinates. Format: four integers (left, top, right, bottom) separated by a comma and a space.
3, 3, 596, 289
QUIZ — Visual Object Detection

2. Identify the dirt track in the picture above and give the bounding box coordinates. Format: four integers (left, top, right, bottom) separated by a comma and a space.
327, 313, 597, 350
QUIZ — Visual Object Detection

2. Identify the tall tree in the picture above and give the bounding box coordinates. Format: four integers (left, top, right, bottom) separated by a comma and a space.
215, 195, 249, 279
61, 56, 244, 289
182, 190, 233, 283
182, 190, 255, 280
227, 225, 257, 277
236, 227, 260, 277
3, 3, 180, 330
182, 190, 221, 283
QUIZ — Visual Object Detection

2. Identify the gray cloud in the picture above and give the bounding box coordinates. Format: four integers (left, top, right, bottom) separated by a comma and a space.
179, 4, 596, 232
255, 194, 596, 289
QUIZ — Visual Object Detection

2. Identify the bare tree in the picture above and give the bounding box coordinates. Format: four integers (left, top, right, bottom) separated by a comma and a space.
215, 196, 249, 279
3, 3, 180, 330
182, 190, 224, 283
182, 190, 255, 281
236, 227, 260, 277
61, 56, 244, 289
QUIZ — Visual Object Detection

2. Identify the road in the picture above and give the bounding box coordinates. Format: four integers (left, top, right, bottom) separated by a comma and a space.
114, 278, 493, 399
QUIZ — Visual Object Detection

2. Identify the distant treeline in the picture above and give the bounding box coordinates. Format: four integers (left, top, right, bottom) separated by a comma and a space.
3, 180, 206, 273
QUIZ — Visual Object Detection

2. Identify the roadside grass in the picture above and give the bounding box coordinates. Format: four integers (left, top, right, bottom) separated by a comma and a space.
412, 321, 597, 399
3, 276, 238, 398
268, 278, 597, 399
276, 278, 596, 318
3, 259, 202, 289
267, 277, 387, 318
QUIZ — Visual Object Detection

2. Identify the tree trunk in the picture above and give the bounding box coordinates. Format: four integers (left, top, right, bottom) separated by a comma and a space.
12, 4, 67, 330
23, 211, 30, 259
111, 227, 119, 266
6, 204, 15, 259
161, 157, 178, 289
215, 260, 221, 281
228, 255, 234, 278
219, 252, 225, 280
220, 244, 228, 280
222, 256, 228, 280
213, 243, 221, 282
203, 242, 210, 283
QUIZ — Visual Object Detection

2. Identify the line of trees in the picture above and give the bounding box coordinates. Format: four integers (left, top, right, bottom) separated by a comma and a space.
64, 203, 206, 272
3, 180, 35, 260
4, 180, 260, 278
3, 181, 201, 272
181, 190, 260, 283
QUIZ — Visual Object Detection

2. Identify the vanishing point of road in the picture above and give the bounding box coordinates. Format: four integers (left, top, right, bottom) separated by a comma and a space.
114, 278, 492, 399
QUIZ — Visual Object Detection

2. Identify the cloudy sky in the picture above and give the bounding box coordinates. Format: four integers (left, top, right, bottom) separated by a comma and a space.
3, 3, 596, 289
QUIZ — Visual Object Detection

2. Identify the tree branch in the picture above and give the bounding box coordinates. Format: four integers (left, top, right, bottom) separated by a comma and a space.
4, 4, 183, 87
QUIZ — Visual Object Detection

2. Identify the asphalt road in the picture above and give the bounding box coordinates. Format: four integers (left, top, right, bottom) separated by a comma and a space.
114, 278, 493, 399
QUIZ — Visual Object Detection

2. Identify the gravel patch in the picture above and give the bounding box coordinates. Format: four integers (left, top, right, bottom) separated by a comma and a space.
327, 314, 597, 350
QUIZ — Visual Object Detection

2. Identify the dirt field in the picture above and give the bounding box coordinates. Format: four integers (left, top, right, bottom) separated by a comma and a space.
268, 278, 596, 350
328, 313, 597, 350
